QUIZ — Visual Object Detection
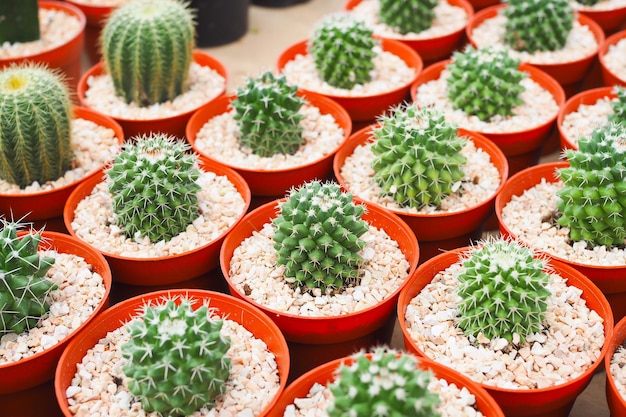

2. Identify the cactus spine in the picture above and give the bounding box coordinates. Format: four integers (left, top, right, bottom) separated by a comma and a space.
378, 0, 439, 34
0, 0, 39, 44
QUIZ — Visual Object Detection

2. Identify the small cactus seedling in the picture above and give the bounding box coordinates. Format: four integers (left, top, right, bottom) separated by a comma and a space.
272, 180, 369, 294
231, 71, 306, 157
106, 133, 201, 243
556, 122, 626, 247
0, 219, 57, 336
378, 0, 439, 34
327, 347, 441, 417
309, 13, 378, 90
121, 298, 231, 417
0, 0, 39, 44
609, 86, 626, 124
371, 104, 467, 209
456, 239, 551, 344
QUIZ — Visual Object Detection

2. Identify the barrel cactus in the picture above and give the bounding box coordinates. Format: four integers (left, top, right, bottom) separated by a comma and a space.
121, 298, 231, 417
101, 0, 195, 106
272, 180, 369, 294
231, 71, 306, 157
0, 0, 39, 44
609, 86, 626, 124
378, 0, 439, 35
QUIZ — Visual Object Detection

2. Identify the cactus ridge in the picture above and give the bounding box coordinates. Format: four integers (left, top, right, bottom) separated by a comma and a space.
378, 0, 439, 34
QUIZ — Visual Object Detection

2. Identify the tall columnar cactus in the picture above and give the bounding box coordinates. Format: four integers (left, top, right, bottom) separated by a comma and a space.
106, 133, 201, 243
272, 180, 369, 294
446, 46, 527, 121
378, 0, 439, 34
609, 86, 626, 124
327, 347, 441, 417
0, 220, 56, 336
121, 299, 231, 417
0, 0, 39, 44
503, 0, 574, 53
456, 239, 551, 344
371, 104, 467, 209
0, 63, 74, 188
556, 122, 626, 247
309, 13, 378, 90
231, 71, 306, 157
101, 0, 195, 106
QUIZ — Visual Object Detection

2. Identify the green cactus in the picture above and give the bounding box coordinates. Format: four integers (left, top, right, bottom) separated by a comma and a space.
556, 122, 626, 247
378, 0, 439, 34
0, 219, 57, 336
609, 86, 626, 124
101, 0, 195, 106
327, 347, 441, 417
575, 0, 600, 6
121, 298, 231, 417
0, 0, 39, 44
231, 71, 306, 157
106, 133, 201, 243
309, 13, 378, 90
503, 0, 574, 53
272, 180, 369, 294
0, 63, 74, 188
446, 46, 527, 121
371, 104, 467, 209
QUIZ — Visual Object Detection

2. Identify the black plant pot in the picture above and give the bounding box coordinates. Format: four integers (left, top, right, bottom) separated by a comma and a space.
190, 0, 249, 47
251, 0, 309, 7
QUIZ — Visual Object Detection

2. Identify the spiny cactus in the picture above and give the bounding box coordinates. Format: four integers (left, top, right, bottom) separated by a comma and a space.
456, 239, 551, 344
272, 180, 369, 294
378, 0, 439, 34
121, 298, 231, 417
309, 13, 378, 90
101, 0, 195, 106
0, 1, 39, 44
556, 122, 626, 247
0, 63, 74, 188
371, 104, 467, 209
231, 71, 306, 157
0, 219, 56, 336
503, 0, 574, 53
609, 86, 626, 124
327, 347, 441, 417
446, 46, 527, 121
106, 133, 201, 243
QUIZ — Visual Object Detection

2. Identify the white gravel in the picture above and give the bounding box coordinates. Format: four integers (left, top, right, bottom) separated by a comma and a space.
603, 38, 626, 83
610, 345, 626, 402
560, 94, 616, 148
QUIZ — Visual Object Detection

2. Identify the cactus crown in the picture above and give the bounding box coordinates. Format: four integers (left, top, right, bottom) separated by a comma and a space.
556, 122, 626, 247
609, 86, 626, 124
0, 63, 74, 188
371, 104, 467, 209
101, 0, 195, 106
309, 13, 378, 90
446, 46, 527, 121
378, 0, 439, 35
0, 0, 39, 44
231, 71, 306, 157
106, 133, 201, 244
327, 347, 441, 417
0, 219, 57, 336
121, 298, 231, 417
503, 0, 574, 53
272, 180, 369, 295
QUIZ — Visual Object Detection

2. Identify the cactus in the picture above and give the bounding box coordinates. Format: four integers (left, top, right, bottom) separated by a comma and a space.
106, 133, 201, 244
272, 180, 369, 294
575, 0, 600, 6
309, 13, 378, 90
100, 0, 195, 106
371, 104, 467, 209
327, 347, 441, 417
0, 0, 39, 44
378, 0, 439, 34
121, 298, 231, 417
231, 71, 306, 157
446, 46, 527, 121
0, 219, 56, 336
556, 122, 626, 247
609, 86, 626, 124
503, 0, 574, 53
0, 63, 74, 188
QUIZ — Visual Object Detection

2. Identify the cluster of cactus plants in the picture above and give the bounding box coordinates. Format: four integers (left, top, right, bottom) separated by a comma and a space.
378, 0, 439, 35
0, 0, 39, 44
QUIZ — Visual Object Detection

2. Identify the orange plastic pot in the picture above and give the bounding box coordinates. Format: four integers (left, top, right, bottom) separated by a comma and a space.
577, 4, 626, 35
599, 29, 626, 88
276, 38, 423, 122
186, 90, 352, 197
63, 156, 251, 286
466, 0, 500, 11
398, 247, 614, 417
54, 289, 290, 417
63, 0, 116, 27
606, 316, 626, 417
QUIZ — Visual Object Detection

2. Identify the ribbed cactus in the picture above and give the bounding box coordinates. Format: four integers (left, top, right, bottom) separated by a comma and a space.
272, 180, 369, 294
0, 219, 56, 336
101, 0, 195, 106
0, 0, 39, 44
609, 86, 626, 124
121, 299, 231, 417
378, 0, 439, 34
503, 0, 574, 53
556, 122, 626, 247
446, 46, 527, 121
0, 63, 74, 188
456, 239, 551, 344
371, 104, 467, 209
327, 347, 441, 417
309, 13, 378, 90
106, 133, 201, 243
231, 71, 306, 157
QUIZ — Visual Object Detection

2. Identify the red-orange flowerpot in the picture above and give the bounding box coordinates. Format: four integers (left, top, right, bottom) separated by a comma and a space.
606, 316, 626, 417
466, 0, 500, 11
599, 29, 626, 88
63, 0, 115, 28
577, 4, 626, 35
